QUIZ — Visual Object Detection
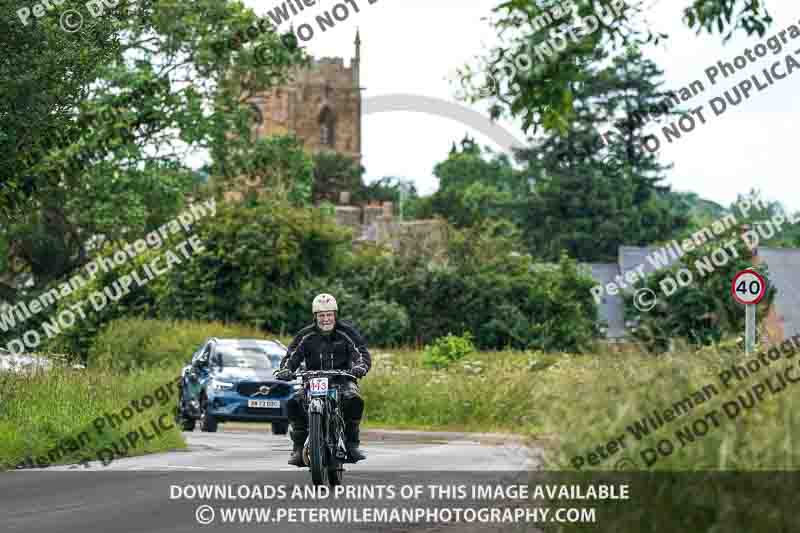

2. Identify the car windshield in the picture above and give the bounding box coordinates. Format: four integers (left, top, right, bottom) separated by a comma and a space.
218, 348, 273, 370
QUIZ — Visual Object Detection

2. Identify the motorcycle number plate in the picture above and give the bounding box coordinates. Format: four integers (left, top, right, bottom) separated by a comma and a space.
309, 377, 329, 396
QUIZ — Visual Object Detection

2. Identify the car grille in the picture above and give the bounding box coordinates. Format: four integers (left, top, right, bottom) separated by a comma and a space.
237, 382, 291, 397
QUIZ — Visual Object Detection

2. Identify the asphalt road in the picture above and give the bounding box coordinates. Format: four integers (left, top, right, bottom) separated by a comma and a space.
20, 425, 540, 472
1, 426, 544, 533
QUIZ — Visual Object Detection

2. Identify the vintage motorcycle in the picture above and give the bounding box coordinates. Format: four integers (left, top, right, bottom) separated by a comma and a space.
295, 369, 357, 486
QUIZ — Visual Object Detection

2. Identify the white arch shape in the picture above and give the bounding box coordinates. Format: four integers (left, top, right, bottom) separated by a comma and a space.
362, 93, 527, 153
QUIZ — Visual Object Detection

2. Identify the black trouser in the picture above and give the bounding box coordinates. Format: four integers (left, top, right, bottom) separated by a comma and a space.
287, 379, 364, 446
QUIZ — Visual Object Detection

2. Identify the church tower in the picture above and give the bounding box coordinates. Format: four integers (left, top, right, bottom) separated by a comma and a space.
249, 32, 363, 162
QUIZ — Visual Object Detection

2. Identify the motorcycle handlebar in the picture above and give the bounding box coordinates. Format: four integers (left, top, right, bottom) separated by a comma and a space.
295, 370, 357, 381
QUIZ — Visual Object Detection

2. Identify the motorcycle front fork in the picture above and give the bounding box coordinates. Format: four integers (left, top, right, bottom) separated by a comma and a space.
303, 407, 348, 463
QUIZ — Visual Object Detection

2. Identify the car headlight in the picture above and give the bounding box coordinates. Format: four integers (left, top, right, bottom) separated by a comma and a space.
211, 379, 234, 391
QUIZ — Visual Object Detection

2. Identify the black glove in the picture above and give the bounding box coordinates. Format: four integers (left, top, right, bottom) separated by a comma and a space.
350, 365, 367, 379
274, 368, 294, 381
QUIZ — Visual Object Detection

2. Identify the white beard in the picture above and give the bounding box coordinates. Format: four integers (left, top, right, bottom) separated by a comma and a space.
318, 321, 334, 332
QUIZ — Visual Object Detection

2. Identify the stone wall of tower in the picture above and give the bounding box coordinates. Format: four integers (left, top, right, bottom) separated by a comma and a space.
251, 56, 361, 161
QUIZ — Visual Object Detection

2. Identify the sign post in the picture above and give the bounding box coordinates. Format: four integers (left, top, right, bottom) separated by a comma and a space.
745, 304, 756, 355
731, 269, 767, 355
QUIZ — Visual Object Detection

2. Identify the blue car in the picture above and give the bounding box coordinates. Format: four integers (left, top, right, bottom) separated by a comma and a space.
176, 337, 302, 434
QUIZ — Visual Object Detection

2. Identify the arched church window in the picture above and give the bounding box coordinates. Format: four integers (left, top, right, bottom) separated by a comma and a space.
319, 107, 335, 147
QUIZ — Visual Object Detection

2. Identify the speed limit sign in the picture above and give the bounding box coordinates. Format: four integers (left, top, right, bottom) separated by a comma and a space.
731, 269, 767, 305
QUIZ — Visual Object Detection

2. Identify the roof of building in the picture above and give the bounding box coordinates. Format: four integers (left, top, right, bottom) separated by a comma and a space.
618, 245, 682, 277
758, 247, 800, 339
583, 263, 626, 338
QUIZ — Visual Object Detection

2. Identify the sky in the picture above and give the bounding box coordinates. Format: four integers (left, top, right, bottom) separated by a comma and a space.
241, 0, 800, 212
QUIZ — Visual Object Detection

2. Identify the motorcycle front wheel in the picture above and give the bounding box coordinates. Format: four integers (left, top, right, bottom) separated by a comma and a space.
327, 414, 344, 486
309, 412, 328, 486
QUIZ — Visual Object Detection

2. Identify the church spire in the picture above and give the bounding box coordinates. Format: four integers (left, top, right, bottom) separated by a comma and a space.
353, 29, 361, 88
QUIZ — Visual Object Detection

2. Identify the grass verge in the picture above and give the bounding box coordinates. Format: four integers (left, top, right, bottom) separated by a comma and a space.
0, 365, 186, 471
362, 341, 800, 470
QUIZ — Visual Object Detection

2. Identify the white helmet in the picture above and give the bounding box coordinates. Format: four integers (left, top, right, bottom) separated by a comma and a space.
312, 293, 338, 314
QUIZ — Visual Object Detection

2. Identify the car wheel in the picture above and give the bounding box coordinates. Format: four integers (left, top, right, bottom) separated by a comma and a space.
272, 421, 289, 435
199, 397, 218, 432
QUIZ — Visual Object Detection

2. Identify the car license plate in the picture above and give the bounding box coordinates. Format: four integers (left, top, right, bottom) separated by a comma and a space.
247, 399, 280, 408
309, 377, 328, 397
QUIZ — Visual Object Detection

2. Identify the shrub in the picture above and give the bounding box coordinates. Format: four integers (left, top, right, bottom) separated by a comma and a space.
625, 225, 776, 352
43, 237, 173, 360
355, 299, 410, 348
42, 200, 351, 361
332, 222, 601, 351
422, 332, 475, 369
87, 317, 278, 372
154, 199, 351, 334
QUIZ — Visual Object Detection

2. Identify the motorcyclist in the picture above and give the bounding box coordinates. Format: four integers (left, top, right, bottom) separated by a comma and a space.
275, 293, 371, 467
179, 351, 208, 419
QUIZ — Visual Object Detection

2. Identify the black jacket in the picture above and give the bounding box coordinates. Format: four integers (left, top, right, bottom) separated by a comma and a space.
280, 320, 372, 375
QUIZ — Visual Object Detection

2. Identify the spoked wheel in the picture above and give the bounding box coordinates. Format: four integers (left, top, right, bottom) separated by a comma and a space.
182, 418, 197, 431
309, 413, 328, 486
327, 462, 343, 486
327, 416, 345, 486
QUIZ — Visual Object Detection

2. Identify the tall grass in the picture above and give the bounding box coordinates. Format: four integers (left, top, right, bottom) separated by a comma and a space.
362, 342, 800, 470
0, 318, 294, 471
0, 365, 185, 470
88, 318, 292, 371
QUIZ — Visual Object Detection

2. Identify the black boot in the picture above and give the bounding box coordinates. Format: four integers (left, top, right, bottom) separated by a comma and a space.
345, 421, 366, 463
288, 428, 307, 467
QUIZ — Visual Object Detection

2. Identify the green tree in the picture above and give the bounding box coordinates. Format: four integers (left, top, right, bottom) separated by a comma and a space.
0, 0, 119, 218
514, 47, 688, 261
431, 137, 530, 227
154, 200, 352, 334
1, 0, 306, 302
43, 201, 352, 358
459, 0, 773, 134
311, 150, 364, 204
352, 176, 417, 206
729, 189, 800, 248
223, 134, 314, 206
